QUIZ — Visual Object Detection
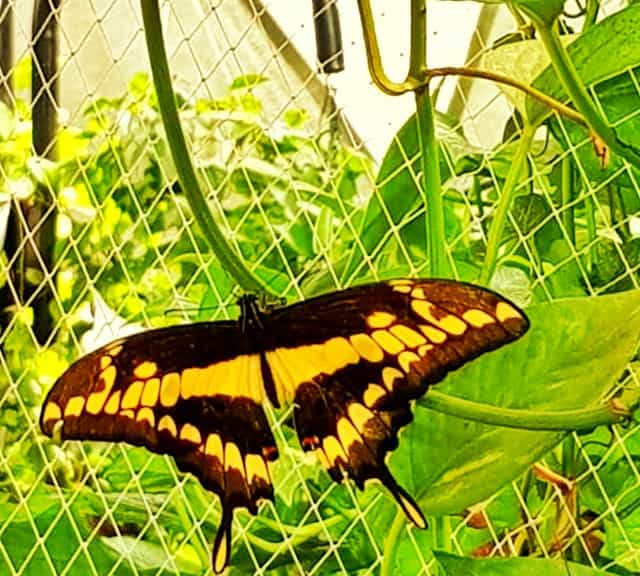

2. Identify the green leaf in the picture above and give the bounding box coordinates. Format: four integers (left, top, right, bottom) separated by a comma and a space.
527, 4, 640, 124
435, 551, 616, 575
229, 74, 269, 91
390, 290, 640, 516
342, 108, 480, 282
546, 69, 640, 187
102, 536, 203, 573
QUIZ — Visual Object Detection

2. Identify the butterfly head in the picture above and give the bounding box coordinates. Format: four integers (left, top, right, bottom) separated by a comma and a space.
238, 294, 266, 333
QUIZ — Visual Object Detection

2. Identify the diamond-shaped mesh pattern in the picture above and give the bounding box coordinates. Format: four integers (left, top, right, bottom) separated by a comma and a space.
1, 1, 639, 574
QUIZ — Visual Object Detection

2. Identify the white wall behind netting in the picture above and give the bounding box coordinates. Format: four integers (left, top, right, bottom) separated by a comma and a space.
8, 0, 495, 161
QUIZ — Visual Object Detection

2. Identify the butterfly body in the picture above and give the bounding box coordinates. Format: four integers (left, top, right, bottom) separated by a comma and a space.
41, 278, 529, 573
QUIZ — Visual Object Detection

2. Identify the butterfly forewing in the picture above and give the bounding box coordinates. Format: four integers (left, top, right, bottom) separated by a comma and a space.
263, 279, 528, 527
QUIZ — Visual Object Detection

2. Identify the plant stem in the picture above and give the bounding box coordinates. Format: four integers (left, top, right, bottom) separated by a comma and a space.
428, 67, 586, 128
422, 389, 629, 430
561, 157, 576, 245
415, 88, 450, 278
480, 125, 535, 284
140, 0, 267, 296
410, 0, 450, 278
356, 0, 419, 95
526, 12, 640, 170
380, 510, 406, 576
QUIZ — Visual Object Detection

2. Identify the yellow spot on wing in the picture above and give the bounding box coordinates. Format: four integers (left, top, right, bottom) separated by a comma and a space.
382, 366, 404, 390
107, 344, 123, 356
245, 454, 269, 484
366, 311, 396, 329
398, 351, 420, 373
266, 340, 358, 402
393, 284, 412, 294
133, 361, 157, 379
205, 433, 224, 461
86, 368, 116, 415
180, 367, 201, 400
101, 365, 117, 388
64, 396, 85, 418
411, 287, 426, 299
141, 378, 160, 406
160, 373, 180, 407
412, 300, 467, 335
158, 414, 177, 436
371, 330, 405, 354
418, 344, 433, 356
224, 442, 244, 473
350, 333, 384, 362
325, 337, 359, 364
121, 380, 144, 410
390, 324, 427, 348
203, 355, 263, 403
136, 407, 155, 427
323, 435, 347, 466
496, 301, 522, 322
337, 417, 362, 451
315, 448, 331, 470
120, 409, 135, 419
43, 402, 61, 423
180, 423, 202, 444
363, 383, 387, 408
420, 325, 447, 343
104, 391, 121, 415
99, 356, 111, 370
463, 308, 496, 328
348, 402, 376, 433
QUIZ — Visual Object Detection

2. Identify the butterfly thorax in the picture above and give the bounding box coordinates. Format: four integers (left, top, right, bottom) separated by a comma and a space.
238, 294, 267, 334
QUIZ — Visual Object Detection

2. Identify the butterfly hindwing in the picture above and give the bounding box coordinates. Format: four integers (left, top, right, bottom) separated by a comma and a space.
264, 279, 528, 526
40, 322, 277, 573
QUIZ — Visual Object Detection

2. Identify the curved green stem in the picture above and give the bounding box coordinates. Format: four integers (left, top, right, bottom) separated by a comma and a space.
356, 0, 419, 95
416, 88, 449, 278
140, 0, 268, 295
525, 11, 640, 170
480, 124, 535, 284
422, 389, 630, 430
380, 509, 406, 576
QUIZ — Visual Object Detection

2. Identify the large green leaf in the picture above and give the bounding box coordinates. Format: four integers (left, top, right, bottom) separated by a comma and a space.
526, 4, 640, 124
389, 290, 640, 515
340, 107, 480, 282
435, 551, 616, 575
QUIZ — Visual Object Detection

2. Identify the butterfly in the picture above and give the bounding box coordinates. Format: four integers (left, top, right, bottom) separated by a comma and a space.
40, 278, 529, 573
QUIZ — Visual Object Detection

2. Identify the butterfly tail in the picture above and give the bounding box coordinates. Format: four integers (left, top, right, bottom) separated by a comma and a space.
380, 470, 428, 529
212, 505, 233, 574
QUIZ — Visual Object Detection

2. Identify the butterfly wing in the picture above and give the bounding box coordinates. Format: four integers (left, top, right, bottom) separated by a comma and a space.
40, 322, 277, 574
263, 278, 529, 525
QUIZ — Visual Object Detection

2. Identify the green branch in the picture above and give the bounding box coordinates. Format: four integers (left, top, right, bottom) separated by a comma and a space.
140, 0, 268, 296
422, 389, 630, 430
